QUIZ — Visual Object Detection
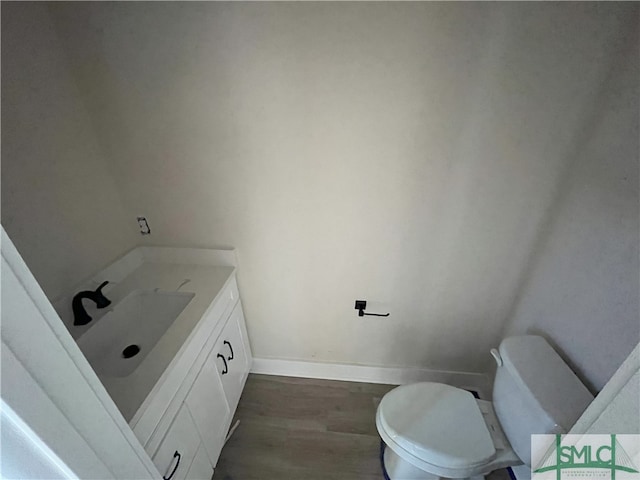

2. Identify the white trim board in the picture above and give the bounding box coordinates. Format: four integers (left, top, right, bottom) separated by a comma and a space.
251, 358, 491, 399
1, 228, 159, 479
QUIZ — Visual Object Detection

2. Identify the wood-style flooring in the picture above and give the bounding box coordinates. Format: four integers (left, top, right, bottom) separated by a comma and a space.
213, 374, 513, 480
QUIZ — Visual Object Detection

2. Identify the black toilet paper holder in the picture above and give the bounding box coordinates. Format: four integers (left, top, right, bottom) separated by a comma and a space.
355, 300, 390, 317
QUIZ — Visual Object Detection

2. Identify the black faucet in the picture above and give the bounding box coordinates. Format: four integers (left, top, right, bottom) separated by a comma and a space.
72, 281, 111, 326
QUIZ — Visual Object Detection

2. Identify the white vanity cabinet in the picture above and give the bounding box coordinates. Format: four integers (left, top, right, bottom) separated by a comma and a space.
139, 274, 252, 479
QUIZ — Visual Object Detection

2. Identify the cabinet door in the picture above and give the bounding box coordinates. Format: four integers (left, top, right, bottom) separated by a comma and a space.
213, 302, 250, 410
185, 445, 214, 480
185, 349, 230, 468
152, 405, 202, 480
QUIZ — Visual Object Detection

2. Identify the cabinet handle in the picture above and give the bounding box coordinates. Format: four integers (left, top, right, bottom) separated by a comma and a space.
217, 353, 228, 375
163, 450, 181, 480
224, 340, 234, 360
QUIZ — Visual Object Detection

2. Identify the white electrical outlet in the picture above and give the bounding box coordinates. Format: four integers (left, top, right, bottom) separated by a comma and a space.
137, 216, 151, 235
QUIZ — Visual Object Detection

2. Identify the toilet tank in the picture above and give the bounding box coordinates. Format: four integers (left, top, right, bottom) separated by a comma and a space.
492, 335, 593, 466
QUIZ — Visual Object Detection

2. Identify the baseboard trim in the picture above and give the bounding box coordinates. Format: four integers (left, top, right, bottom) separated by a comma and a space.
251, 358, 491, 398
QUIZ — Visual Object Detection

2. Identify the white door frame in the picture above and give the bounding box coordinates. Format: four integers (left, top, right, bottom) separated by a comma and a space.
1, 228, 159, 479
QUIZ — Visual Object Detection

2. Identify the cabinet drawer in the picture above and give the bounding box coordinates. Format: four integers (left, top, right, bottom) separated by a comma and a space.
152, 405, 201, 480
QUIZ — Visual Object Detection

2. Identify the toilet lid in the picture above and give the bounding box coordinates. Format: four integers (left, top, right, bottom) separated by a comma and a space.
377, 383, 496, 469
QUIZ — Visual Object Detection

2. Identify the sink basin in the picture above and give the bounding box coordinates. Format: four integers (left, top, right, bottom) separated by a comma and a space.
77, 290, 195, 378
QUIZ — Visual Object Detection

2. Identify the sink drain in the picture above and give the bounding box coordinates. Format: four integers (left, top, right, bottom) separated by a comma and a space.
122, 344, 141, 359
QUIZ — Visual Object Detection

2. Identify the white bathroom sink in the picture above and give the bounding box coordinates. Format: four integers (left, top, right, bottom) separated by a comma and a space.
77, 290, 195, 378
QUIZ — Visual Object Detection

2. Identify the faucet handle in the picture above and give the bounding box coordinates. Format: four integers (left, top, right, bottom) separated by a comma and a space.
94, 281, 111, 308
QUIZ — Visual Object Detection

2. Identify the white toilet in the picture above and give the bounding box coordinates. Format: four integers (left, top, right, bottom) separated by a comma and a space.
376, 335, 594, 480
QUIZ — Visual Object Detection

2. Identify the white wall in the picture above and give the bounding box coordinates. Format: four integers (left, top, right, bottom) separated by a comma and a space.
45, 2, 637, 374
503, 33, 639, 392
1, 3, 139, 301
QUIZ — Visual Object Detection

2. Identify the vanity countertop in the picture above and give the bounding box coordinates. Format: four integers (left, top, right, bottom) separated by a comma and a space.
84, 261, 235, 422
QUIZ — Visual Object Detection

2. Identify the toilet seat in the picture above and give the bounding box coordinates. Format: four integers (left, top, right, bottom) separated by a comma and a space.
376, 383, 497, 478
